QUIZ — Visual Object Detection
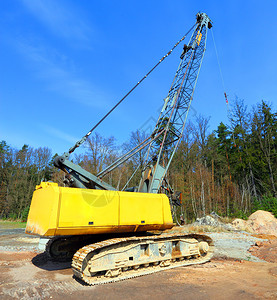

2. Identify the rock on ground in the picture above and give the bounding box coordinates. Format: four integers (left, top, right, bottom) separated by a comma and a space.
207, 232, 266, 262
232, 210, 277, 236
193, 214, 233, 231
249, 238, 277, 263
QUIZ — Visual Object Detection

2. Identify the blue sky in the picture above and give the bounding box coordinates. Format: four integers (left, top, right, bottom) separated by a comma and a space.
1, 0, 276, 156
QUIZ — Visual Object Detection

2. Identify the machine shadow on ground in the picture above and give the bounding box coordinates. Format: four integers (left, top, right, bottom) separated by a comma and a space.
32, 252, 72, 271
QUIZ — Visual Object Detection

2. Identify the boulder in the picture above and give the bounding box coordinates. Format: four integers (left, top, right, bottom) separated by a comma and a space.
232, 218, 251, 232
248, 210, 275, 222
192, 210, 277, 236
194, 215, 219, 227
194, 215, 234, 231
232, 210, 277, 236
247, 210, 277, 236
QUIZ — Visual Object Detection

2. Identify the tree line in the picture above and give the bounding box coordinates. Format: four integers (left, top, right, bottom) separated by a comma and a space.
0, 99, 276, 222
169, 99, 277, 220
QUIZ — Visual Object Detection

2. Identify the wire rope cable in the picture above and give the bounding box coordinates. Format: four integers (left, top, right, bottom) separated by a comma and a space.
211, 28, 238, 147
211, 28, 226, 92
211, 29, 230, 108
67, 23, 197, 155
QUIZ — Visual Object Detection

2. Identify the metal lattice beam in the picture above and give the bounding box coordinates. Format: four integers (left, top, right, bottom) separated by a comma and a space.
138, 12, 212, 193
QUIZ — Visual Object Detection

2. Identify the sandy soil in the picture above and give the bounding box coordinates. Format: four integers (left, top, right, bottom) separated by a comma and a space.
249, 238, 277, 263
0, 251, 277, 300
0, 228, 277, 299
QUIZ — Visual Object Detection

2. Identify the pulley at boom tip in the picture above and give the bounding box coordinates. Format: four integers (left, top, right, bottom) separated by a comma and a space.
196, 12, 213, 29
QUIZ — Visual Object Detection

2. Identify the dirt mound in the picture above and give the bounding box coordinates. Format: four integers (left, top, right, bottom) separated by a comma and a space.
232, 218, 249, 231
248, 210, 277, 235
232, 210, 277, 236
249, 239, 277, 263
249, 210, 276, 222
193, 214, 233, 231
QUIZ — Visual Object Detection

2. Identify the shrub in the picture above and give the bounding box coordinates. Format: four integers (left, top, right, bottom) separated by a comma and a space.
8, 213, 17, 220
252, 196, 277, 217
21, 206, 30, 222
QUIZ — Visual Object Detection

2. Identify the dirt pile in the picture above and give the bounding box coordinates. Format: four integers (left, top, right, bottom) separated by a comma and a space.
193, 212, 233, 231
232, 210, 277, 236
249, 238, 277, 263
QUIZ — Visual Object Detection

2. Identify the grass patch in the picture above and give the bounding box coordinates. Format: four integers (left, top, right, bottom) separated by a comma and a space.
0, 220, 27, 229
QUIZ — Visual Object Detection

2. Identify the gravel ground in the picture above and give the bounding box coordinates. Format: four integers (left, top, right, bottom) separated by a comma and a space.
207, 231, 266, 262
1, 225, 276, 299
0, 228, 25, 236
0, 228, 41, 252
0, 226, 267, 262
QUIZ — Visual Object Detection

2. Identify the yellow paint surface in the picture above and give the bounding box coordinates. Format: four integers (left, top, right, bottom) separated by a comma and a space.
25, 182, 174, 237
196, 31, 202, 45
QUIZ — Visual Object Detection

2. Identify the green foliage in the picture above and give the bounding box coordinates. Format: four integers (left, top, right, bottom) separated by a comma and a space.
21, 206, 30, 222
230, 208, 249, 220
252, 196, 277, 217
170, 99, 277, 222
0, 141, 53, 221
8, 212, 17, 220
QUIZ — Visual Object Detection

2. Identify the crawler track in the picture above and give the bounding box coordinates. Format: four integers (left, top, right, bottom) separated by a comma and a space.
72, 233, 214, 285
46, 235, 98, 260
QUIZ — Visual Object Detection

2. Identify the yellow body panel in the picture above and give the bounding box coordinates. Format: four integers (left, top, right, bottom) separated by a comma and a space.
26, 182, 174, 237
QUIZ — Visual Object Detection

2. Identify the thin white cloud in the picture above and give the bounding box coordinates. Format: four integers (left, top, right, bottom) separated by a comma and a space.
16, 40, 110, 109
41, 124, 79, 145
21, 0, 93, 45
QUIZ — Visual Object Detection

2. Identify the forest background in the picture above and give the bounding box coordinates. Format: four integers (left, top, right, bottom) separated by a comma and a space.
0, 98, 276, 222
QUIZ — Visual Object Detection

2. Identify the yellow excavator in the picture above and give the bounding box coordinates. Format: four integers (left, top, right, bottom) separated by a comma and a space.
26, 12, 214, 285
